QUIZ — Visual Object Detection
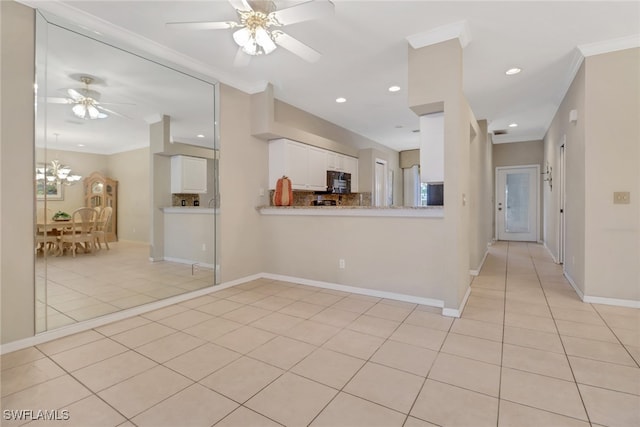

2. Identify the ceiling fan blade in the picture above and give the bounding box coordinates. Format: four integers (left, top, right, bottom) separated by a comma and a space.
67, 88, 84, 101
166, 21, 237, 30
96, 105, 129, 119
228, 0, 252, 11
233, 47, 252, 67
273, 31, 322, 62
270, 0, 334, 26
47, 97, 73, 104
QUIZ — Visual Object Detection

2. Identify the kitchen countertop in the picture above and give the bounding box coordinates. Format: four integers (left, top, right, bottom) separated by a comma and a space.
161, 207, 218, 214
258, 205, 444, 218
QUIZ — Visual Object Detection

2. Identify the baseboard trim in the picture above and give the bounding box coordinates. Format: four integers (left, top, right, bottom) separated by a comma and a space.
442, 285, 471, 318
543, 242, 559, 264
163, 256, 215, 270
0, 273, 261, 355
582, 295, 640, 309
470, 246, 490, 276
562, 270, 639, 308
563, 269, 585, 300
262, 273, 445, 310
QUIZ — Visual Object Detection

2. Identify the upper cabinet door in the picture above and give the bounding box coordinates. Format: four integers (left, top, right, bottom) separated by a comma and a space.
307, 147, 328, 190
285, 141, 309, 189
171, 155, 207, 193
343, 156, 359, 192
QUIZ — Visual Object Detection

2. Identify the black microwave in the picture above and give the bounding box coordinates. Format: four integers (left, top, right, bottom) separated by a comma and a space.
327, 171, 351, 194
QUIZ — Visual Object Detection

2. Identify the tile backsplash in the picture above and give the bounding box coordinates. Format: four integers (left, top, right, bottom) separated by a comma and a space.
269, 191, 372, 207
172, 194, 200, 207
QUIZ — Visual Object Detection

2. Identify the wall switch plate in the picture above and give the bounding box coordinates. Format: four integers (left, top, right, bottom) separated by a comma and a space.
613, 191, 630, 204
339, 259, 346, 269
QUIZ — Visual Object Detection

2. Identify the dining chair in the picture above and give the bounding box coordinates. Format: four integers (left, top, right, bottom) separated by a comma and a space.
58, 207, 98, 257
35, 207, 57, 254
94, 206, 113, 250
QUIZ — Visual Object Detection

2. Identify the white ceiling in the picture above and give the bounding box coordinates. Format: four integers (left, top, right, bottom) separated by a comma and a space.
25, 0, 640, 153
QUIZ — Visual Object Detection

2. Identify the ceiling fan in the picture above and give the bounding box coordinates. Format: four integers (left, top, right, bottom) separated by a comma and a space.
48, 76, 126, 120
166, 0, 334, 66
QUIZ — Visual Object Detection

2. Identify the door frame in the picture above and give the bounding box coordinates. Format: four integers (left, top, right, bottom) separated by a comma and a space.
558, 142, 566, 264
495, 164, 540, 242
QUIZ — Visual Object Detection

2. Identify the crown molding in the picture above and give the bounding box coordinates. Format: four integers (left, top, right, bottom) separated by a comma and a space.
578, 34, 640, 57
18, 0, 266, 95
406, 20, 472, 49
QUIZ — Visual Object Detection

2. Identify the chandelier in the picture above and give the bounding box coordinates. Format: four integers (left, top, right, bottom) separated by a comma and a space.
36, 160, 82, 186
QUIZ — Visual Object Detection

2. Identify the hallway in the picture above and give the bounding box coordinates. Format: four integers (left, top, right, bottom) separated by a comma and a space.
1, 242, 639, 426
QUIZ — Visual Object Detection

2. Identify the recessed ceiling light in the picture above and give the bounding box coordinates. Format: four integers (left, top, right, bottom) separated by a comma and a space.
505, 67, 522, 75
395, 125, 403, 128
335, 97, 347, 103
388, 85, 401, 92
508, 123, 518, 128
77, 144, 85, 147
196, 134, 205, 138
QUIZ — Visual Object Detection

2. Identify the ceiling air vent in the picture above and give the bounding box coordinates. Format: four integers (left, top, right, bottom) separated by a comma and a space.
493, 129, 508, 135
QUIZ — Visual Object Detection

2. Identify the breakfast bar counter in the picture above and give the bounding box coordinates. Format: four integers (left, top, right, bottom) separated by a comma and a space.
258, 205, 444, 218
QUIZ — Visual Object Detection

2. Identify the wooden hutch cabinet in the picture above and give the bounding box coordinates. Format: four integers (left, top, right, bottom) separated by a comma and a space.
84, 172, 118, 241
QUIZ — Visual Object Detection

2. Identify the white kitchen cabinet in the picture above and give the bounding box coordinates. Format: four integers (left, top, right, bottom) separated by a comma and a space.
308, 146, 328, 190
269, 139, 327, 190
343, 155, 359, 192
269, 138, 358, 192
171, 155, 207, 194
326, 152, 345, 171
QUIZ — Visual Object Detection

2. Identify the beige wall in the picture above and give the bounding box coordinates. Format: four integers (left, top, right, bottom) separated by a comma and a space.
470, 120, 494, 271
263, 215, 450, 301
493, 140, 545, 241
493, 140, 544, 168
584, 48, 639, 300
545, 63, 586, 291
108, 148, 150, 242
1, 1, 35, 344
218, 84, 268, 281
544, 47, 639, 302
408, 39, 473, 309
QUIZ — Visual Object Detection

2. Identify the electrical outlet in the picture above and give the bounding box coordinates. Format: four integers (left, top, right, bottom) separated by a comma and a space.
613, 192, 630, 204
201, 243, 206, 251
259, 188, 265, 197
339, 259, 346, 269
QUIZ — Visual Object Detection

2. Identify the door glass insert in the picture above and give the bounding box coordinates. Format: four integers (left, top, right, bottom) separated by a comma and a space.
505, 172, 530, 233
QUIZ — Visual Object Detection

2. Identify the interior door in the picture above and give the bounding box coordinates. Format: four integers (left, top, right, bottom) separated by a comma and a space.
374, 160, 388, 207
496, 166, 539, 242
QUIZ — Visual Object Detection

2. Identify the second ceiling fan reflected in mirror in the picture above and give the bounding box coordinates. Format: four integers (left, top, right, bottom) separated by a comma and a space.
48, 74, 131, 120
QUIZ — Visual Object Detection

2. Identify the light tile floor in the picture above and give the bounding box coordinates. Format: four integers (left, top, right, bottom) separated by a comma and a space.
36, 241, 214, 331
3, 241, 639, 426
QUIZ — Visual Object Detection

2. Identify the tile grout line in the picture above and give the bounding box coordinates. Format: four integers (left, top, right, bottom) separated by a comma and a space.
526, 242, 593, 426
589, 304, 640, 370
495, 241, 509, 427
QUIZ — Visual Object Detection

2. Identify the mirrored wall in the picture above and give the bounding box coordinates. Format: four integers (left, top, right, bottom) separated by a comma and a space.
35, 11, 219, 333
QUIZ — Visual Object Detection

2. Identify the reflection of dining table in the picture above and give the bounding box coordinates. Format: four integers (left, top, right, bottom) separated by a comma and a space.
36, 219, 104, 255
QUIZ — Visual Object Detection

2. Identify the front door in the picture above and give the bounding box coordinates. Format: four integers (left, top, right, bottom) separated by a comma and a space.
496, 166, 539, 242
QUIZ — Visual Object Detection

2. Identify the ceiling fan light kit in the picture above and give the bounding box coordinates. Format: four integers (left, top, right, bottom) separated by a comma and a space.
167, 0, 334, 63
